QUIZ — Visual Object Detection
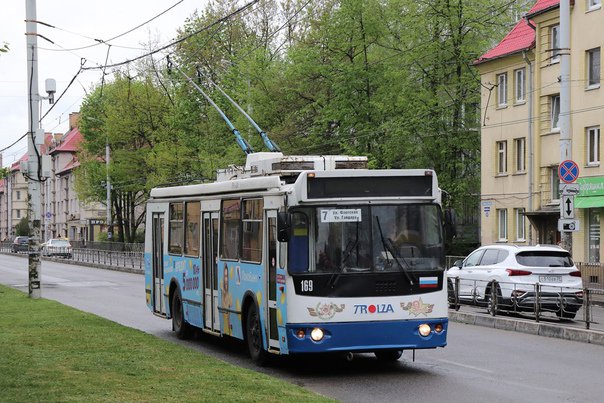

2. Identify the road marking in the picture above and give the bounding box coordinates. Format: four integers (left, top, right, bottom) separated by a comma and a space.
437, 359, 494, 374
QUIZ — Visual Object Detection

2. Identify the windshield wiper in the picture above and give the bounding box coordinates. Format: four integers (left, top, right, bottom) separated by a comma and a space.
376, 217, 415, 286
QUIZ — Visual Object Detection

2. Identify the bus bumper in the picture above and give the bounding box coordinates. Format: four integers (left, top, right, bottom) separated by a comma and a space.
285, 318, 448, 354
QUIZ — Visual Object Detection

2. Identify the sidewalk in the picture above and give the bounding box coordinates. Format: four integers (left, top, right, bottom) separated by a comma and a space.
449, 309, 604, 346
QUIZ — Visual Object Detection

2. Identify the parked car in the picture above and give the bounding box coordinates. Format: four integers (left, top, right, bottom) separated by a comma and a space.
447, 244, 583, 319
41, 238, 72, 258
11, 236, 30, 253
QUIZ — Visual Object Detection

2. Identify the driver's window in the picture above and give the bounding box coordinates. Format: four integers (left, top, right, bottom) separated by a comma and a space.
464, 250, 484, 267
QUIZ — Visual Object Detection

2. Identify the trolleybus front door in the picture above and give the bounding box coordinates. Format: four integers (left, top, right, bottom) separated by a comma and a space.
152, 213, 165, 315
203, 212, 220, 333
266, 210, 280, 352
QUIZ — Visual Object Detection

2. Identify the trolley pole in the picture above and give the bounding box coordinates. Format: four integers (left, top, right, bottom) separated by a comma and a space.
559, 0, 572, 252
25, 0, 42, 298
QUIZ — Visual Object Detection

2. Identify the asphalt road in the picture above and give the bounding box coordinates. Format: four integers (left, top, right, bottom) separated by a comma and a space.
2, 254, 603, 402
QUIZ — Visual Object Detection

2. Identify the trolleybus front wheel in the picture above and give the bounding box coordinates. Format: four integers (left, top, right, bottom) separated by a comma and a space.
246, 303, 268, 366
172, 287, 192, 340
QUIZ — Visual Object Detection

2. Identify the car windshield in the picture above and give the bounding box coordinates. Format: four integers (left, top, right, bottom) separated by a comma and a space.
51, 240, 70, 246
288, 204, 445, 274
515, 251, 573, 267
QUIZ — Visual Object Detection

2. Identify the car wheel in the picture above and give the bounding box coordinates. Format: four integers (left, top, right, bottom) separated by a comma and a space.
447, 279, 457, 309
171, 288, 192, 340
246, 303, 268, 366
374, 349, 403, 362
486, 283, 502, 316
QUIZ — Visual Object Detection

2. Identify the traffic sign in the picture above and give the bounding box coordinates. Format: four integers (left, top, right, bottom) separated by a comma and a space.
561, 195, 574, 219
560, 183, 580, 195
558, 219, 580, 232
558, 160, 579, 184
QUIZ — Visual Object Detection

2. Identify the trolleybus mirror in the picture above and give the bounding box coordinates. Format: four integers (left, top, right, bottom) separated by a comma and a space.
277, 212, 291, 242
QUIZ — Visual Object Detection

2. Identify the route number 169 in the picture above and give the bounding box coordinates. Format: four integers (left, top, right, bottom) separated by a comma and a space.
301, 280, 313, 292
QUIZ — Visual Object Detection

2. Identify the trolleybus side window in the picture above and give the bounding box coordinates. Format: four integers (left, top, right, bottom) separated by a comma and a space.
289, 212, 309, 273
184, 201, 201, 257
221, 199, 241, 260
168, 202, 184, 255
242, 198, 263, 263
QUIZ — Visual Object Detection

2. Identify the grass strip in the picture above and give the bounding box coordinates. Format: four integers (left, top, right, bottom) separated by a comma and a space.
0, 285, 332, 402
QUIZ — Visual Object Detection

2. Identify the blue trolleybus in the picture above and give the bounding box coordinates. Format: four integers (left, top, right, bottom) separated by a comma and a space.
145, 152, 448, 364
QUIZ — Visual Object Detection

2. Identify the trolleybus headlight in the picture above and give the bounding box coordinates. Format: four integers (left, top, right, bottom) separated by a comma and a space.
434, 323, 443, 333
418, 323, 432, 337
296, 329, 306, 339
310, 327, 324, 342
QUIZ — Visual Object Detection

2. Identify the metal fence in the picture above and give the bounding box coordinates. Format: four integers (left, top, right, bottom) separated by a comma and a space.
72, 248, 143, 271
447, 276, 603, 330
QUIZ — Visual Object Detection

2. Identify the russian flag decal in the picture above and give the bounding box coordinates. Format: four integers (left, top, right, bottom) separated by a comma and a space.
419, 276, 438, 288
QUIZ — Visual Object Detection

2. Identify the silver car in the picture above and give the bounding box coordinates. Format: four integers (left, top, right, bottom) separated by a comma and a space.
41, 238, 73, 258
447, 244, 583, 319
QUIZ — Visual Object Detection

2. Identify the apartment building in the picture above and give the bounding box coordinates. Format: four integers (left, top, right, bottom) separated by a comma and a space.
1, 113, 106, 242
475, 0, 603, 262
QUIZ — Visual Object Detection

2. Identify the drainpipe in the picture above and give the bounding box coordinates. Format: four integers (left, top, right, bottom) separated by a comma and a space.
559, 0, 572, 252
523, 50, 534, 244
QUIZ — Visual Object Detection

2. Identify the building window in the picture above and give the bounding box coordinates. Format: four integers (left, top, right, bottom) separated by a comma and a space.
551, 25, 560, 63
588, 209, 600, 263
587, 47, 600, 88
514, 68, 525, 102
514, 137, 526, 172
497, 209, 508, 241
551, 95, 560, 131
588, 0, 601, 11
497, 141, 507, 174
16, 209, 21, 219
497, 73, 507, 106
587, 126, 600, 165
551, 168, 560, 201
16, 190, 21, 200
515, 208, 526, 241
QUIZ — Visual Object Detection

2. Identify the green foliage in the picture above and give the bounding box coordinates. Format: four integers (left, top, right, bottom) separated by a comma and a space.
15, 216, 30, 236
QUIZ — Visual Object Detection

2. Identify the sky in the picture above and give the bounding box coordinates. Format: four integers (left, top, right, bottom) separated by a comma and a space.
0, 0, 209, 168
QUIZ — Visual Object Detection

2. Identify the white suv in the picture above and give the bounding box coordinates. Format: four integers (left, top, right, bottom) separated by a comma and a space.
447, 244, 583, 319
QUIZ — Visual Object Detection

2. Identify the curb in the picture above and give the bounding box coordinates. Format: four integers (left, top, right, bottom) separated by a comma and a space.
449, 311, 604, 346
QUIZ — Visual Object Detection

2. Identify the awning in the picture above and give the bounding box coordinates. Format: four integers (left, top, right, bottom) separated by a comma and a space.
575, 195, 604, 208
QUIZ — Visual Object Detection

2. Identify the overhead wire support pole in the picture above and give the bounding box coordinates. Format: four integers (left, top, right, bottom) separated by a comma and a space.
205, 74, 281, 152
173, 63, 254, 155
25, 0, 42, 299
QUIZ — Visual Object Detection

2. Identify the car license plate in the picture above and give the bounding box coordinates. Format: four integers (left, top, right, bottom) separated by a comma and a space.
539, 275, 562, 283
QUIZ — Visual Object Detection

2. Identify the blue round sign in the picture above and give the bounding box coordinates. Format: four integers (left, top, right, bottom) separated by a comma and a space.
558, 160, 579, 184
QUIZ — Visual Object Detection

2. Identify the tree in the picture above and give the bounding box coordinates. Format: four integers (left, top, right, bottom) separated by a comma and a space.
77, 73, 173, 243
15, 216, 30, 236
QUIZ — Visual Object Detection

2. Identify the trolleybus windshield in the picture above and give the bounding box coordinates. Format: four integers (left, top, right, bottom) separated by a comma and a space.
288, 204, 444, 274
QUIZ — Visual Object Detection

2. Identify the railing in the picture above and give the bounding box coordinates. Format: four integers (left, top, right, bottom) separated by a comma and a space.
72, 248, 143, 271
447, 276, 603, 330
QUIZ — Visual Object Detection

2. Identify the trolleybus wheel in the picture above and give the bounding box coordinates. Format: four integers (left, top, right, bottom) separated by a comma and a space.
246, 304, 268, 366
374, 349, 403, 362
172, 287, 192, 340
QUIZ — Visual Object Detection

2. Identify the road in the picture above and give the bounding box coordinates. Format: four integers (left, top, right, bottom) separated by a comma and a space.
2, 254, 603, 402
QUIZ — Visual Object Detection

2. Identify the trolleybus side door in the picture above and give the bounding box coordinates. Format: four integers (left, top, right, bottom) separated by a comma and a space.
152, 212, 166, 315
266, 210, 280, 351
203, 211, 221, 333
